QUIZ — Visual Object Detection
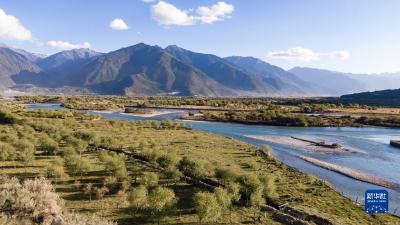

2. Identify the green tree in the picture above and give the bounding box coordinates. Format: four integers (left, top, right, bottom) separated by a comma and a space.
0, 142, 16, 161
156, 152, 178, 168
140, 172, 159, 188
178, 156, 208, 180
215, 167, 237, 185
260, 174, 278, 200
98, 150, 128, 181
104, 176, 118, 193
128, 185, 148, 212
214, 188, 232, 210
37, 133, 59, 155
14, 139, 35, 164
193, 191, 222, 223
147, 187, 176, 225
45, 161, 68, 183
237, 174, 262, 206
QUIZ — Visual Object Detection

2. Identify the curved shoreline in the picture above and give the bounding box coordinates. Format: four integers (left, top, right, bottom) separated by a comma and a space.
244, 135, 358, 153
299, 156, 400, 191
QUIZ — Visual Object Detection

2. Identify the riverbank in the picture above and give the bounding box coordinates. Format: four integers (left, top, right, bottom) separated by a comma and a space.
245, 135, 357, 153
120, 110, 177, 118
299, 156, 400, 191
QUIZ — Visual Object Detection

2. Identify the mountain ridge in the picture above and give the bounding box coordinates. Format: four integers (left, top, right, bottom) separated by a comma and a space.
0, 43, 399, 96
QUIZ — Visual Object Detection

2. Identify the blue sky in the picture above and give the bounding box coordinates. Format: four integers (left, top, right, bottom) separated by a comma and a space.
0, 0, 400, 74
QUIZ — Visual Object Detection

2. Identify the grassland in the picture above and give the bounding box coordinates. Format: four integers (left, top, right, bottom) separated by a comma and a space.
1, 99, 400, 224
15, 96, 400, 128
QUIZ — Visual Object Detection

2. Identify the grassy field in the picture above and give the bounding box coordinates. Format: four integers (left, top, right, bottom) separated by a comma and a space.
1, 100, 400, 224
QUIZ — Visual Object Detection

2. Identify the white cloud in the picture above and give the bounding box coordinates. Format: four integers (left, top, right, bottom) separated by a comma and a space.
268, 47, 320, 61
0, 8, 32, 41
150, 1, 234, 26
151, 1, 195, 26
110, 18, 129, 30
142, 0, 156, 3
196, 2, 234, 24
268, 47, 351, 61
330, 51, 350, 60
47, 40, 91, 50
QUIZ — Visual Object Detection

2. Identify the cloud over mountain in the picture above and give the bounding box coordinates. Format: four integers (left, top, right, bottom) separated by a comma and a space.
268, 47, 350, 61
47, 40, 91, 50
196, 2, 234, 24
0, 8, 32, 41
268, 47, 320, 61
110, 18, 129, 30
151, 1, 234, 26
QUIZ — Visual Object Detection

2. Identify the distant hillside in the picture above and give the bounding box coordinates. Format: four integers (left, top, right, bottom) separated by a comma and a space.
165, 46, 278, 95
340, 89, 400, 107
289, 67, 367, 96
37, 48, 102, 70
0, 47, 41, 90
0, 44, 45, 62
290, 67, 400, 96
225, 56, 321, 95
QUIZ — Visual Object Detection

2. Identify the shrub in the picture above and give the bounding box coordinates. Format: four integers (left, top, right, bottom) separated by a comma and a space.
37, 133, 59, 155
98, 150, 128, 181
0, 141, 16, 161
104, 176, 119, 193
45, 162, 68, 181
214, 187, 233, 210
178, 156, 208, 180
147, 187, 176, 224
215, 167, 237, 185
140, 172, 159, 188
13, 139, 35, 163
193, 191, 222, 223
64, 152, 92, 176
156, 152, 178, 168
128, 185, 148, 211
237, 174, 262, 205
260, 174, 278, 200
0, 176, 63, 224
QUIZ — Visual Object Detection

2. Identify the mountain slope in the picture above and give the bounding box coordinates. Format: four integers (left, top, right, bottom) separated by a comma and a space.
289, 67, 368, 96
340, 89, 400, 106
348, 73, 400, 91
0, 44, 45, 62
27, 43, 236, 96
224, 56, 319, 95
0, 47, 41, 90
37, 48, 101, 70
165, 45, 282, 95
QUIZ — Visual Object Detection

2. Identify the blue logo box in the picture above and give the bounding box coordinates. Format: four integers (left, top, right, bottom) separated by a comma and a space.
365, 190, 389, 214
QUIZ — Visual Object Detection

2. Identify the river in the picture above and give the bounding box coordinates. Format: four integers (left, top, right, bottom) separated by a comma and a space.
25, 104, 400, 214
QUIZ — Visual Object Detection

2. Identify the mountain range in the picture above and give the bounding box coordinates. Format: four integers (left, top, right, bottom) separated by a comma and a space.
0, 43, 399, 96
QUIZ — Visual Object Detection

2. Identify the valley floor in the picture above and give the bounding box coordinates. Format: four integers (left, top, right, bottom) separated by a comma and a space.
0, 99, 399, 225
